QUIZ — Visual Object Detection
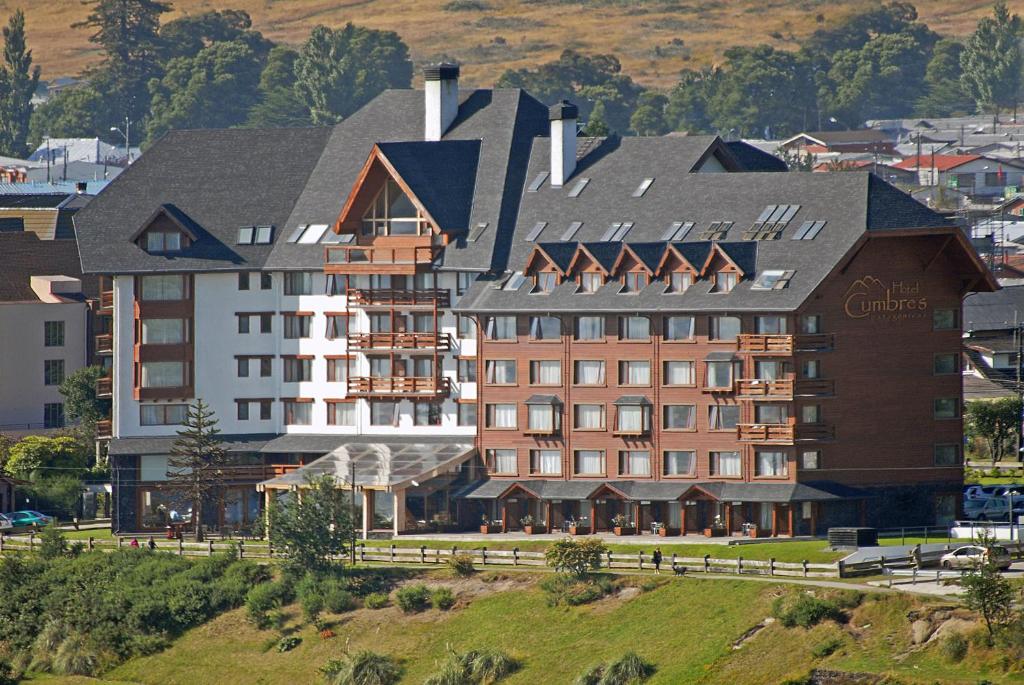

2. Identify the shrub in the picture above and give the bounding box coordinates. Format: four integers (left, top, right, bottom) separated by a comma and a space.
448, 553, 476, 577
432, 587, 456, 610
277, 635, 302, 653
302, 590, 325, 623
321, 650, 402, 685
541, 574, 614, 607
38, 523, 68, 560
772, 593, 845, 628
443, 0, 489, 10
0, 659, 16, 685
365, 592, 390, 609
166, 580, 214, 628
940, 632, 968, 663
811, 637, 843, 658
341, 569, 401, 597
53, 632, 100, 676
320, 628, 336, 641
574, 651, 654, 685
246, 582, 286, 628
544, 537, 607, 577
424, 647, 518, 685
323, 583, 356, 613
395, 584, 431, 613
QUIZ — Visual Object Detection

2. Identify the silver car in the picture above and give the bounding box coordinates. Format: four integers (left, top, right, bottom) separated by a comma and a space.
0, 513, 11, 531
940, 545, 1012, 570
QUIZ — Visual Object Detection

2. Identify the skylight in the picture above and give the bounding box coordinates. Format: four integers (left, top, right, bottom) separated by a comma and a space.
609, 222, 634, 241
744, 204, 801, 240
299, 224, 330, 244
562, 221, 583, 241
527, 171, 549, 192
600, 223, 622, 241
568, 178, 590, 198
237, 225, 255, 244
632, 178, 654, 198
661, 221, 694, 241
751, 270, 795, 290
525, 222, 548, 242
502, 272, 527, 291
469, 222, 489, 242
697, 221, 732, 241
254, 225, 273, 244
286, 225, 308, 243
792, 220, 827, 240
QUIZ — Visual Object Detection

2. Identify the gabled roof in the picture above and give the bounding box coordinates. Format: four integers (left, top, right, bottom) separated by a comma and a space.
129, 203, 201, 242
621, 242, 664, 273
725, 141, 788, 172
891, 154, 982, 171
865, 174, 954, 231
533, 242, 577, 273
781, 130, 891, 147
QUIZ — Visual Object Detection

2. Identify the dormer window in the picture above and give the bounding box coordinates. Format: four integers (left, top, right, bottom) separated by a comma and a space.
711, 271, 737, 293
579, 272, 603, 293
146, 230, 182, 253
667, 272, 693, 293
534, 271, 558, 294
622, 272, 647, 294
362, 179, 428, 236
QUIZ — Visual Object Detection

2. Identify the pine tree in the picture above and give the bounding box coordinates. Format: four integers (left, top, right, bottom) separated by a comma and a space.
165, 399, 228, 541
960, 1, 1022, 116
582, 100, 611, 136
0, 10, 40, 157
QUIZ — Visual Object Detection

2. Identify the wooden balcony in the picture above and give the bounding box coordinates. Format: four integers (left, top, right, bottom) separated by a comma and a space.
96, 376, 112, 398
738, 421, 835, 444
99, 290, 114, 313
737, 333, 834, 355
347, 375, 451, 398
324, 245, 437, 275
347, 332, 451, 351
736, 378, 793, 399
794, 379, 835, 397
795, 334, 834, 352
347, 288, 450, 308
96, 419, 112, 439
95, 333, 113, 355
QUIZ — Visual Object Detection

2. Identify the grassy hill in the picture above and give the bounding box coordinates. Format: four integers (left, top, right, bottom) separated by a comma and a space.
3, 0, 1018, 88
23, 570, 1024, 685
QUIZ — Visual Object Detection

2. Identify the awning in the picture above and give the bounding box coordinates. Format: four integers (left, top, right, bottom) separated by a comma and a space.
455, 479, 599, 500
108, 434, 276, 456
525, 394, 561, 405
705, 351, 737, 361
680, 481, 872, 503
613, 395, 652, 406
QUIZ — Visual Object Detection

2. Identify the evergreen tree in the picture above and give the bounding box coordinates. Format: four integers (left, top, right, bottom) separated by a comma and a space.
915, 39, 975, 117
165, 400, 228, 541
245, 45, 311, 128
629, 91, 668, 135
960, 1, 1022, 115
582, 100, 610, 136
268, 474, 353, 572
0, 10, 40, 157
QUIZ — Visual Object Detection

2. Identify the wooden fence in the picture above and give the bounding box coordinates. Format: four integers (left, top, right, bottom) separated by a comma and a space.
0, 534, 272, 560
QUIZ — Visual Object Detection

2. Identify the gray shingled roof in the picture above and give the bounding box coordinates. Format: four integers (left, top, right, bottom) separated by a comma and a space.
454, 478, 868, 501
964, 284, 1024, 332
376, 140, 481, 232
0, 232, 99, 302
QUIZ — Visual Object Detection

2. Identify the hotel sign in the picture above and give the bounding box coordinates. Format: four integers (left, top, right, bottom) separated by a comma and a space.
843, 276, 928, 321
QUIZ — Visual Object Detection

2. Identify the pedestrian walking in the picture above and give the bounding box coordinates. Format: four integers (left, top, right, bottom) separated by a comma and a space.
652, 547, 663, 574
147, 536, 156, 551
911, 543, 922, 569
129, 537, 140, 549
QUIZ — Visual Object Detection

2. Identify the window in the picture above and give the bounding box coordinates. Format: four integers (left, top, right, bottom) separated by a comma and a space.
955, 173, 975, 189
756, 360, 783, 380
140, 404, 188, 425
260, 273, 273, 290
619, 360, 650, 385
534, 271, 558, 293
457, 315, 476, 340
458, 403, 477, 427
579, 272, 603, 293
619, 450, 651, 476
530, 360, 561, 385
43, 359, 65, 385
666, 272, 692, 293
619, 316, 650, 341
485, 403, 517, 429
985, 172, 1006, 187
414, 273, 435, 290
801, 450, 820, 470
755, 404, 788, 424
531, 449, 561, 475
413, 357, 434, 377
238, 315, 251, 334
362, 179, 428, 236
574, 404, 605, 430
145, 230, 182, 252
933, 309, 958, 331
283, 314, 311, 339
284, 357, 311, 383
139, 275, 186, 301
458, 359, 477, 383
801, 360, 820, 379
411, 314, 434, 334
141, 318, 185, 344
935, 444, 962, 466
44, 321, 64, 347
802, 315, 821, 334
574, 360, 605, 385
710, 451, 741, 477
370, 401, 398, 426
664, 450, 695, 476
237, 226, 254, 244
485, 360, 516, 385
260, 358, 272, 377
325, 401, 355, 426
934, 398, 959, 419
486, 449, 517, 474
529, 316, 561, 340
237, 401, 250, 421
237, 358, 249, 378
457, 272, 473, 296
792, 221, 826, 240
324, 315, 348, 340
711, 271, 737, 293
754, 316, 786, 334
709, 316, 741, 341
663, 361, 695, 386
326, 358, 346, 383
575, 316, 605, 341
752, 271, 794, 290
43, 402, 64, 428
574, 450, 605, 475
755, 451, 787, 477
616, 404, 648, 433
934, 353, 959, 375
284, 272, 313, 296
709, 404, 739, 430
238, 272, 250, 290
259, 400, 272, 420
528, 403, 559, 433
622, 272, 647, 293
664, 404, 696, 430
484, 316, 516, 341
260, 314, 272, 334
141, 361, 184, 388
283, 400, 312, 425
414, 402, 442, 426
665, 316, 695, 341
706, 361, 734, 389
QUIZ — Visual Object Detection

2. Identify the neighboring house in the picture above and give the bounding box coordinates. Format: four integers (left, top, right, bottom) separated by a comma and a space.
24, 161, 123, 185
811, 159, 916, 185
0, 475, 26, 513
29, 138, 138, 166
892, 155, 1024, 200
74, 64, 992, 535
779, 130, 897, 156
0, 192, 92, 240
963, 284, 1024, 400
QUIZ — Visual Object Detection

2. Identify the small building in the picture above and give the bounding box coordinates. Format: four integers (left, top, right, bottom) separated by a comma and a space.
0, 475, 25, 513
779, 130, 896, 156
892, 155, 1024, 201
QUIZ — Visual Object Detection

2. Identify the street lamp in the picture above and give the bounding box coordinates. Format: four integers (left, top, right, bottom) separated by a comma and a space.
110, 116, 131, 164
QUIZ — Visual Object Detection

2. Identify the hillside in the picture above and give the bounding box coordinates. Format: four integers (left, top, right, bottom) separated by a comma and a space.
4, 0, 1021, 88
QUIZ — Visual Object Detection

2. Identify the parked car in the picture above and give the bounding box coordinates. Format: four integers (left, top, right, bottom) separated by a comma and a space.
5, 510, 51, 527
940, 545, 1013, 570
0, 513, 11, 530
963, 498, 989, 519
973, 496, 1024, 522
965, 485, 1004, 501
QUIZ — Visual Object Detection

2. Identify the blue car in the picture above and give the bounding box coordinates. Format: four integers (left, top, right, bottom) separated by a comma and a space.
5, 510, 51, 527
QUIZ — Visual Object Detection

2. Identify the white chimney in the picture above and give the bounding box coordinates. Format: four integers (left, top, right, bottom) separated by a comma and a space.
424, 63, 460, 141
549, 100, 578, 187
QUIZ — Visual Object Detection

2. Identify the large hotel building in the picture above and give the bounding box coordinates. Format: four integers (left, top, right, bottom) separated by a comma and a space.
74, 65, 995, 537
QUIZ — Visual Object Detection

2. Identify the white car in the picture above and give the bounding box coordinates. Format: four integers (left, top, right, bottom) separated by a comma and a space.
965, 485, 1003, 501
940, 545, 1012, 570
0, 513, 11, 530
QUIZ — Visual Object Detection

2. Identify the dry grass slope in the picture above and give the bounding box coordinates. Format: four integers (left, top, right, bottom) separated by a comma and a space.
3, 0, 1020, 87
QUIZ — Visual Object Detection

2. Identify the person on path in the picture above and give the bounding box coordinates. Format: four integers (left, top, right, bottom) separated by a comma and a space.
652, 547, 663, 574
147, 536, 156, 551
911, 543, 922, 569
129, 537, 140, 549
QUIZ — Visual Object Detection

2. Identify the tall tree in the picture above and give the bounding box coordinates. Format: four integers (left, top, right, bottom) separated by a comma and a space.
158, 9, 272, 63
629, 91, 668, 136
294, 23, 412, 125
245, 45, 311, 128
960, 1, 1023, 115
665, 67, 721, 134
58, 366, 110, 452
73, 0, 171, 134
965, 397, 1022, 463
165, 400, 229, 541
0, 10, 40, 158
915, 39, 975, 117
28, 87, 108, 148
268, 474, 353, 572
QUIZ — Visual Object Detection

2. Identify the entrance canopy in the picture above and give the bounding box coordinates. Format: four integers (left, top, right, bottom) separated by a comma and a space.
260, 440, 475, 491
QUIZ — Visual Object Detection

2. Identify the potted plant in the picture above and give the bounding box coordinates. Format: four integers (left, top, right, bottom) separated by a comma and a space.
612, 513, 635, 536
520, 514, 544, 535
479, 515, 499, 534
704, 514, 726, 538
654, 522, 678, 537
568, 517, 588, 535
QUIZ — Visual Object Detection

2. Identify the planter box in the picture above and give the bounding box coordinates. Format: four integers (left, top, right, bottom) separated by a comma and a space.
613, 526, 636, 536
658, 527, 680, 537
704, 527, 726, 538
479, 525, 501, 534
568, 526, 588, 536
523, 525, 546, 535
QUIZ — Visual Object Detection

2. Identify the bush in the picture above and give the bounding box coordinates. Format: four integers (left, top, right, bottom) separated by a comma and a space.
432, 587, 456, 610
940, 632, 968, 663
424, 647, 518, 685
811, 637, 843, 658
38, 523, 68, 560
541, 574, 615, 607
544, 538, 607, 577
448, 553, 476, 577
341, 569, 401, 597
321, 650, 402, 685
574, 651, 654, 685
302, 590, 325, 623
772, 593, 845, 629
395, 584, 431, 614
443, 0, 489, 10
246, 582, 287, 629
277, 635, 302, 653
53, 632, 100, 676
323, 582, 356, 613
364, 592, 390, 609
0, 659, 16, 685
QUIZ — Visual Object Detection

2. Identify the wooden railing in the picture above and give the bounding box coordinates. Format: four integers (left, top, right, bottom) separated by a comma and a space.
324, 245, 437, 274
736, 378, 793, 398
347, 289, 450, 308
794, 334, 834, 352
736, 333, 834, 354
96, 377, 112, 398
347, 332, 451, 351
738, 422, 794, 443
347, 376, 451, 397
794, 379, 835, 397
99, 290, 114, 311
95, 333, 113, 355
96, 419, 112, 439
796, 423, 835, 441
